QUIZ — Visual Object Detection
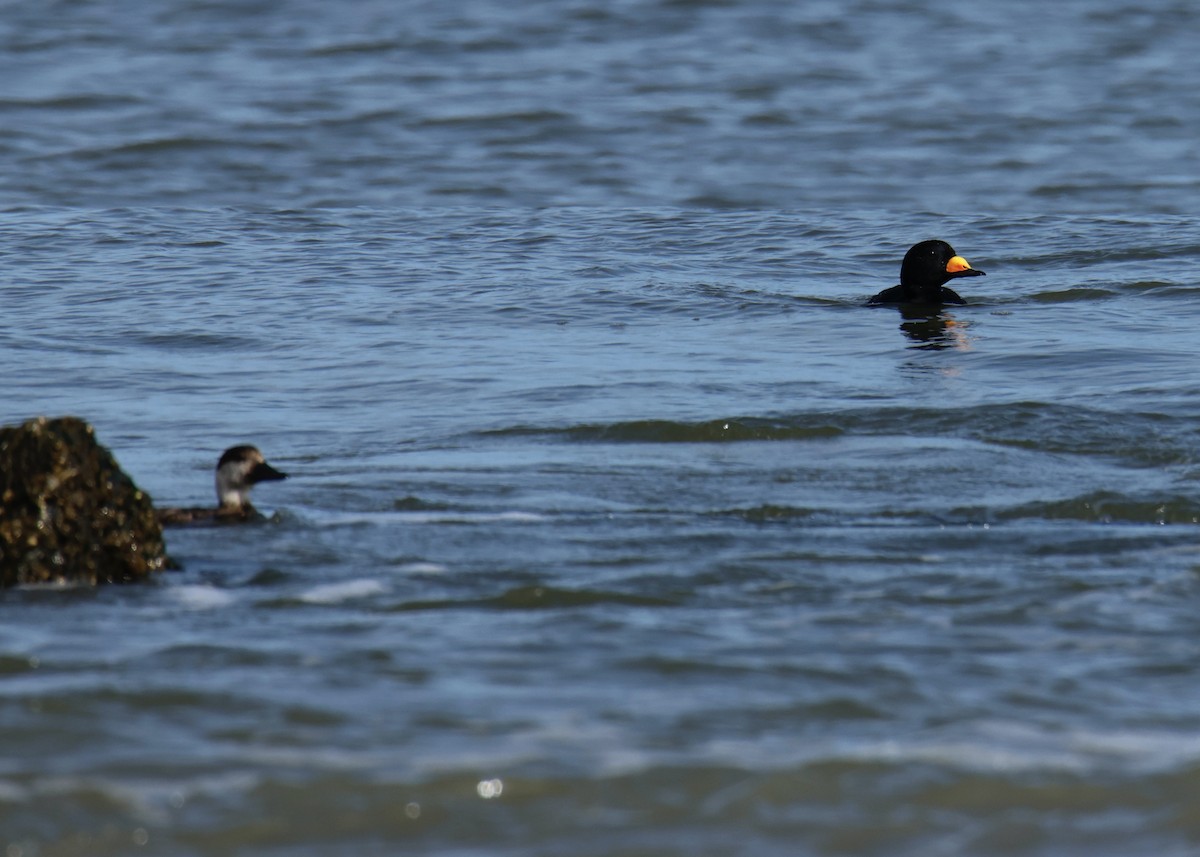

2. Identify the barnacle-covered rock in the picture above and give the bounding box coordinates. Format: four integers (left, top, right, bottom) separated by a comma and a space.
0, 416, 170, 586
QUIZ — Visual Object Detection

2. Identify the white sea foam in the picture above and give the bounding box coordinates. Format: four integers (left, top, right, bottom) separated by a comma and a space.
393, 561, 448, 575
408, 511, 545, 524
696, 717, 1200, 778
299, 579, 387, 604
169, 585, 236, 610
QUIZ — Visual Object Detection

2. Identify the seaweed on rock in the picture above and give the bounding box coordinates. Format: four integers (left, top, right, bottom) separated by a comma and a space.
0, 416, 171, 586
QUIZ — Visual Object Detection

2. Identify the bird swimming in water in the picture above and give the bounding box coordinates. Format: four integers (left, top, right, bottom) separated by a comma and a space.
157, 445, 288, 526
867, 240, 986, 306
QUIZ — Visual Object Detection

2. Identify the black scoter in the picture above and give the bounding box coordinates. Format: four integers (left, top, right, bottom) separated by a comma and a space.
867, 240, 986, 306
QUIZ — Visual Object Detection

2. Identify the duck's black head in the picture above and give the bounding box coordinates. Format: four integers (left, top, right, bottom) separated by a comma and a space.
899, 239, 986, 297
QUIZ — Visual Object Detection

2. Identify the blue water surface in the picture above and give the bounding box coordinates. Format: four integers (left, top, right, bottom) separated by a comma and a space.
2, 1, 1200, 856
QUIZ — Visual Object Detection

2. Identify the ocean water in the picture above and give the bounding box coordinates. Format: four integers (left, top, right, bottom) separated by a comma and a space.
3, 2, 1200, 857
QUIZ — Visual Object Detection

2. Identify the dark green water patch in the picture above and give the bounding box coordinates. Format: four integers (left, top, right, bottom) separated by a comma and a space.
391, 584, 679, 613
992, 492, 1200, 524
481, 418, 844, 443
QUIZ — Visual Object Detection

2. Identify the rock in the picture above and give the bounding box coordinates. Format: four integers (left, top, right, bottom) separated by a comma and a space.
0, 416, 171, 586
